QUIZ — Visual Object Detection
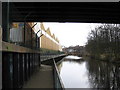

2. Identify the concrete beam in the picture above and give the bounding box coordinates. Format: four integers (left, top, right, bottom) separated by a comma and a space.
2, 41, 40, 53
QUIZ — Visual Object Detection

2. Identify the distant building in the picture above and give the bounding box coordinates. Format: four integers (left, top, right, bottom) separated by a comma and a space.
63, 45, 85, 56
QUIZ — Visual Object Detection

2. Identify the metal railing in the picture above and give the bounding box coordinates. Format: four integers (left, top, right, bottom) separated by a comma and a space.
53, 58, 65, 90
41, 54, 66, 61
41, 54, 60, 61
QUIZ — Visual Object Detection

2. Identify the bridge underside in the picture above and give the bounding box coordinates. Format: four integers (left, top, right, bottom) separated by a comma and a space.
2, 2, 120, 23
1, 2, 120, 89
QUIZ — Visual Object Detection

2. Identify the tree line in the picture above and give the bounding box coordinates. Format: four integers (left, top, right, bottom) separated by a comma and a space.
85, 24, 120, 61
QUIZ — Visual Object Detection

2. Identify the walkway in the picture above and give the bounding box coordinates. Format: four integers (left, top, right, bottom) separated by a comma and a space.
23, 64, 54, 88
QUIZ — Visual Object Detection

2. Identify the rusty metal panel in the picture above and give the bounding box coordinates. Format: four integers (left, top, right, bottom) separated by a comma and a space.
10, 28, 24, 43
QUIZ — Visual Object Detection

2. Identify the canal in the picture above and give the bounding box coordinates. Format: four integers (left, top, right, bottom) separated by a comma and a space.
57, 55, 120, 89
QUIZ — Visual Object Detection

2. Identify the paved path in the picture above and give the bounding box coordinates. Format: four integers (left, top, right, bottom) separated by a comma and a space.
23, 64, 54, 88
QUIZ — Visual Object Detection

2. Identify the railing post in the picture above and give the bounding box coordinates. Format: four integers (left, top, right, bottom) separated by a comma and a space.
30, 53, 32, 75
28, 53, 30, 78
2, 52, 13, 88
13, 52, 21, 88
19, 53, 24, 87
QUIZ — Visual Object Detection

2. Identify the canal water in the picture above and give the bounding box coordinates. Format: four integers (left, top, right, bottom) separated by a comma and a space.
57, 55, 120, 89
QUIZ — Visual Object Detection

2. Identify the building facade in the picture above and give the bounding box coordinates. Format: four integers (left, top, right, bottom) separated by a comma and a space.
10, 22, 62, 51
34, 23, 62, 51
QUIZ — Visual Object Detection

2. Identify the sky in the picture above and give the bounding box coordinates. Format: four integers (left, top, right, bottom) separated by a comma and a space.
41, 22, 101, 47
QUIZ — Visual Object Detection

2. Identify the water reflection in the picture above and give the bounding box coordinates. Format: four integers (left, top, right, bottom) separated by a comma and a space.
57, 56, 90, 88
57, 55, 120, 89
65, 55, 83, 60
86, 59, 120, 89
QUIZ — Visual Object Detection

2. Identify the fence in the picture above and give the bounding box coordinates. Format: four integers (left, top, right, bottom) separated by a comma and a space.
2, 50, 40, 89
53, 59, 65, 90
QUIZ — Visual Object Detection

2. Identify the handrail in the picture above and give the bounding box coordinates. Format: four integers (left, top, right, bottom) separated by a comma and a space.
53, 58, 65, 90
41, 54, 66, 61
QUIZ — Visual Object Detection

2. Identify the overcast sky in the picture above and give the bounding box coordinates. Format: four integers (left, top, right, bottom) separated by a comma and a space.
42, 22, 101, 47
